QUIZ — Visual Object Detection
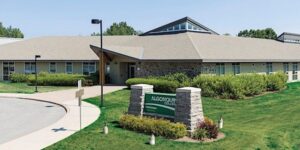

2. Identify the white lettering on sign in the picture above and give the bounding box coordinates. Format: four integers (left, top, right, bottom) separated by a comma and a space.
151, 96, 176, 106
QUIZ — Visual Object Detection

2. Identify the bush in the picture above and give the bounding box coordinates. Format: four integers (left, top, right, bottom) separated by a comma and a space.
196, 117, 219, 139
27, 72, 87, 86
238, 74, 266, 96
192, 128, 207, 140
125, 78, 179, 93
162, 73, 191, 87
119, 114, 187, 139
192, 73, 287, 99
10, 73, 29, 83
265, 72, 287, 91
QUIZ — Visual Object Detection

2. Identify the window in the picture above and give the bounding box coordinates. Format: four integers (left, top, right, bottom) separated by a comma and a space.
216, 63, 225, 75
25, 62, 35, 74
232, 63, 240, 75
49, 62, 56, 73
188, 23, 193, 30
283, 63, 289, 73
83, 62, 96, 75
174, 24, 180, 30
180, 23, 186, 30
266, 62, 273, 74
65, 62, 73, 74
292, 63, 298, 80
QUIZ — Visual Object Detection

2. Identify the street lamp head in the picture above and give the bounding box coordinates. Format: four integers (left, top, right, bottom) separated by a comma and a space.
91, 19, 101, 24
35, 55, 41, 58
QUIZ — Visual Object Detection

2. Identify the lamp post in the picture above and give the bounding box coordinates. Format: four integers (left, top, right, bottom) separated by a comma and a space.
34, 55, 41, 92
91, 19, 104, 107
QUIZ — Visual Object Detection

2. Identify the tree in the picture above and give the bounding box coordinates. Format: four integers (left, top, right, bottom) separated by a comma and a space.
237, 28, 277, 40
223, 33, 231, 36
0, 22, 24, 38
91, 22, 138, 36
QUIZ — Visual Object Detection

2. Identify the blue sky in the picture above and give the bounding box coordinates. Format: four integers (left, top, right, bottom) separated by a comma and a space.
1, 0, 300, 38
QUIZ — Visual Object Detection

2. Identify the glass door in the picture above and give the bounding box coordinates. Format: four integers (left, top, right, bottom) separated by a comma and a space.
128, 64, 136, 78
3, 62, 15, 80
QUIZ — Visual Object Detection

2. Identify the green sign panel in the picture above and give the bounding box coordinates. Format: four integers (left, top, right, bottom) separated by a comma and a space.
144, 93, 176, 118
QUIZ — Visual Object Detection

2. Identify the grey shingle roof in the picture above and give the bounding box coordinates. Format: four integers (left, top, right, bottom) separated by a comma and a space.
1, 33, 300, 62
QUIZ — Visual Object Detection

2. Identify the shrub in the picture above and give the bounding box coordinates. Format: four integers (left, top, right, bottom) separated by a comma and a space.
119, 114, 187, 139
10, 73, 29, 83
27, 72, 86, 86
162, 73, 191, 87
237, 74, 266, 96
265, 72, 287, 91
192, 128, 207, 140
196, 117, 219, 139
125, 78, 179, 93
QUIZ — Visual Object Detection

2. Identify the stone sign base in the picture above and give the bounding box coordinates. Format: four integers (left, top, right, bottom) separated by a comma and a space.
128, 84, 204, 132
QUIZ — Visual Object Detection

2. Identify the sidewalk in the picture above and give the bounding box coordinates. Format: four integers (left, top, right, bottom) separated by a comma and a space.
0, 85, 125, 150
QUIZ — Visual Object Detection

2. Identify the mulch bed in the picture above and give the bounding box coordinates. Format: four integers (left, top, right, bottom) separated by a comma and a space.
175, 132, 225, 143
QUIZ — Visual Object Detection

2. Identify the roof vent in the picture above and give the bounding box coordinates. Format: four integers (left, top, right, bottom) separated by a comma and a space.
277, 32, 300, 44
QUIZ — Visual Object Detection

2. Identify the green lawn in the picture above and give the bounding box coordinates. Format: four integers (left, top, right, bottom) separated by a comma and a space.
45, 83, 300, 150
0, 82, 75, 94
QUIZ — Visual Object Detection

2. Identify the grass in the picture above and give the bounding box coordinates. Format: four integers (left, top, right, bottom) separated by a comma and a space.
45, 82, 300, 150
0, 82, 75, 94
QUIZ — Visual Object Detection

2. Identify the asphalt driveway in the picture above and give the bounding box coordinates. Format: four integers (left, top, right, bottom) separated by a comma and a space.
0, 97, 65, 144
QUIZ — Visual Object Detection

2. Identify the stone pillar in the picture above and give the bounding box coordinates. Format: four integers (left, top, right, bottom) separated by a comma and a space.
175, 87, 204, 132
128, 84, 153, 116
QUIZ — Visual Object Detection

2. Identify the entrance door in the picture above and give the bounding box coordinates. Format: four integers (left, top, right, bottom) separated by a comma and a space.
3, 62, 15, 80
129, 65, 136, 78
292, 63, 298, 80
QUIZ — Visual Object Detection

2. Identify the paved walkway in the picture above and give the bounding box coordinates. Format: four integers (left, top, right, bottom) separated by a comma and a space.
0, 85, 125, 150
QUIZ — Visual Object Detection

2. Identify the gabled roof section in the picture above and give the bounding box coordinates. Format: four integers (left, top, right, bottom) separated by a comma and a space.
140, 17, 219, 36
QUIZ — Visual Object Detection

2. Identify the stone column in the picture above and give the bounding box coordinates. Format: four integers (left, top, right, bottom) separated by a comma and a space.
175, 87, 204, 132
128, 84, 153, 116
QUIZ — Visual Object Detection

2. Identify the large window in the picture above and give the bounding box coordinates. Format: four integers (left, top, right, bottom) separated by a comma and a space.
83, 62, 96, 75
232, 63, 240, 75
25, 62, 35, 74
266, 62, 273, 74
49, 62, 56, 73
292, 63, 298, 80
65, 62, 73, 74
216, 63, 225, 75
283, 63, 289, 73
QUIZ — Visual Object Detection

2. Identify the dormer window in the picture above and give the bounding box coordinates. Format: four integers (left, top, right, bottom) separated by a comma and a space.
140, 17, 219, 36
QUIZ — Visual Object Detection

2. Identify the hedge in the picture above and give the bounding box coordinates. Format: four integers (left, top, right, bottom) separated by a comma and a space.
126, 72, 287, 100
10, 72, 89, 86
125, 78, 179, 93
28, 72, 86, 86
119, 114, 187, 139
192, 72, 287, 99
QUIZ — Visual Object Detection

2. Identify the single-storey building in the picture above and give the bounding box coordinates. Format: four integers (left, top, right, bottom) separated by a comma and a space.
1, 17, 300, 84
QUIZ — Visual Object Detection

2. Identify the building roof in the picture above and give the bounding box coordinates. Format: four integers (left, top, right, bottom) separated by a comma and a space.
0, 36, 100, 61
1, 33, 300, 62
92, 32, 300, 62
140, 17, 219, 36
0, 37, 23, 45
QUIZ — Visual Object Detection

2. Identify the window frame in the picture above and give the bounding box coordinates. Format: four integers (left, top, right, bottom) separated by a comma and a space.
49, 62, 57, 73
232, 63, 240, 75
216, 63, 225, 75
65, 62, 73, 74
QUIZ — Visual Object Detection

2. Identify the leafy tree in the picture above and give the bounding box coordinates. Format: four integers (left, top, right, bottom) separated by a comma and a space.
0, 22, 24, 38
223, 33, 231, 36
238, 28, 277, 39
91, 22, 138, 36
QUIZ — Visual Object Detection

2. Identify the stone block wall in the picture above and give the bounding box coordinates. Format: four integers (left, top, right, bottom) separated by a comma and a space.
128, 84, 154, 116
